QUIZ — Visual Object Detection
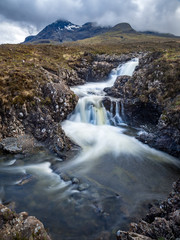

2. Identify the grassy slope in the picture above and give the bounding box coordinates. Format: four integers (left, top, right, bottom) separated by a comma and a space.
67, 30, 180, 54
0, 32, 179, 109
0, 44, 87, 106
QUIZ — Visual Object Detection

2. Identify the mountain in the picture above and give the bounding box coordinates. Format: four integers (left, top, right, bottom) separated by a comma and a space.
110, 23, 136, 33
24, 19, 178, 44
24, 20, 111, 43
140, 31, 176, 38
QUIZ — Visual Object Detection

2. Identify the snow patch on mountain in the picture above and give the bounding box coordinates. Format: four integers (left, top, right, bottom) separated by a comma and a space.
65, 25, 81, 31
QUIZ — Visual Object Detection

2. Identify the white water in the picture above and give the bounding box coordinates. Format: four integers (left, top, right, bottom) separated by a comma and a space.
62, 59, 179, 171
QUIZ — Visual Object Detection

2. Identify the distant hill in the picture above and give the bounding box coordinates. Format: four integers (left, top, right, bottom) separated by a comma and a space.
24, 19, 178, 44
110, 23, 136, 33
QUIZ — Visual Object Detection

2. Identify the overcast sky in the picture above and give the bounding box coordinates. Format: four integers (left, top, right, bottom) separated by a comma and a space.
0, 0, 180, 44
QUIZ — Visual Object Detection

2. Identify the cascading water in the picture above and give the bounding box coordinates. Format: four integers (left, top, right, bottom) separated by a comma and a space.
68, 59, 139, 126
0, 59, 180, 240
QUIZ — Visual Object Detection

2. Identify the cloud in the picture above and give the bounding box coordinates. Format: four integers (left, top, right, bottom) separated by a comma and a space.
0, 0, 180, 44
0, 15, 38, 44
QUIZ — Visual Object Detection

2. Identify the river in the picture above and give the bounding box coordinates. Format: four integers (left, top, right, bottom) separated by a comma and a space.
0, 59, 180, 239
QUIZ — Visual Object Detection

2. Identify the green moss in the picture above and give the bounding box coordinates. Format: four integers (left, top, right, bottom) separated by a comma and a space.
40, 96, 52, 106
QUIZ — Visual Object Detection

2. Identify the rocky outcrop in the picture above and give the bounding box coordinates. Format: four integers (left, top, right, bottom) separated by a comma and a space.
0, 204, 51, 240
104, 52, 180, 157
0, 67, 78, 157
116, 179, 180, 240
72, 53, 135, 83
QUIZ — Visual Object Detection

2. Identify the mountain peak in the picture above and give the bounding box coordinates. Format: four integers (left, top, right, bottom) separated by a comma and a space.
48, 19, 81, 31
111, 22, 136, 33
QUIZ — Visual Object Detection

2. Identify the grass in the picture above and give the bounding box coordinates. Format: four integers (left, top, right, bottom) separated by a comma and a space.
0, 33, 179, 109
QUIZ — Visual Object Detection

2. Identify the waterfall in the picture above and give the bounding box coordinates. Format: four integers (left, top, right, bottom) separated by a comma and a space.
70, 96, 108, 125
69, 58, 139, 126
62, 57, 180, 169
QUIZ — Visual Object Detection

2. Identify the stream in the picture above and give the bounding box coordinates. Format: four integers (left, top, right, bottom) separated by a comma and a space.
0, 59, 180, 240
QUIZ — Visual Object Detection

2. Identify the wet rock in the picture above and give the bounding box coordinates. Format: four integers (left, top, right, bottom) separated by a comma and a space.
0, 204, 51, 240
104, 75, 132, 98
60, 172, 71, 182
118, 179, 180, 240
104, 52, 180, 157
73, 53, 137, 83
0, 135, 43, 154
78, 183, 90, 191
18, 174, 34, 186
0, 137, 22, 153
116, 230, 152, 240
71, 177, 80, 184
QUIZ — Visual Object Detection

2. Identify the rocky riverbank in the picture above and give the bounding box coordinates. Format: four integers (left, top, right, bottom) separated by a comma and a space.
104, 51, 180, 158
117, 178, 180, 240
0, 204, 51, 240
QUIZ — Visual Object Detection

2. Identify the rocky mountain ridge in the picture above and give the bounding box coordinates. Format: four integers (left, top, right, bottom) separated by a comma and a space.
24, 19, 178, 44
24, 19, 111, 43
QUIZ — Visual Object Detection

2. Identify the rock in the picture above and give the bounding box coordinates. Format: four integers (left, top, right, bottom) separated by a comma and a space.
116, 230, 152, 240
0, 68, 78, 157
71, 177, 80, 184
18, 174, 34, 186
60, 172, 71, 182
0, 137, 22, 153
118, 179, 180, 240
78, 183, 90, 191
172, 210, 180, 225
0, 204, 51, 240
104, 52, 180, 157
0, 135, 42, 154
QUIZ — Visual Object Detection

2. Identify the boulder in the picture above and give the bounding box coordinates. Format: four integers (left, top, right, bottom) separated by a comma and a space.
0, 204, 51, 240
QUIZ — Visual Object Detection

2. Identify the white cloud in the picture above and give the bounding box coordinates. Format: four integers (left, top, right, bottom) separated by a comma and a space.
0, 20, 37, 44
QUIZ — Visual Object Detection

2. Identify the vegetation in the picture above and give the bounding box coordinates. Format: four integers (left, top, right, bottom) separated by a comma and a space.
68, 31, 180, 55
0, 32, 179, 108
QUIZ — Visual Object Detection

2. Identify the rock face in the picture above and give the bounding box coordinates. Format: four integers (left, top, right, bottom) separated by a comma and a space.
0, 204, 51, 240
116, 179, 180, 240
0, 65, 78, 157
104, 52, 180, 158
72, 53, 133, 83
